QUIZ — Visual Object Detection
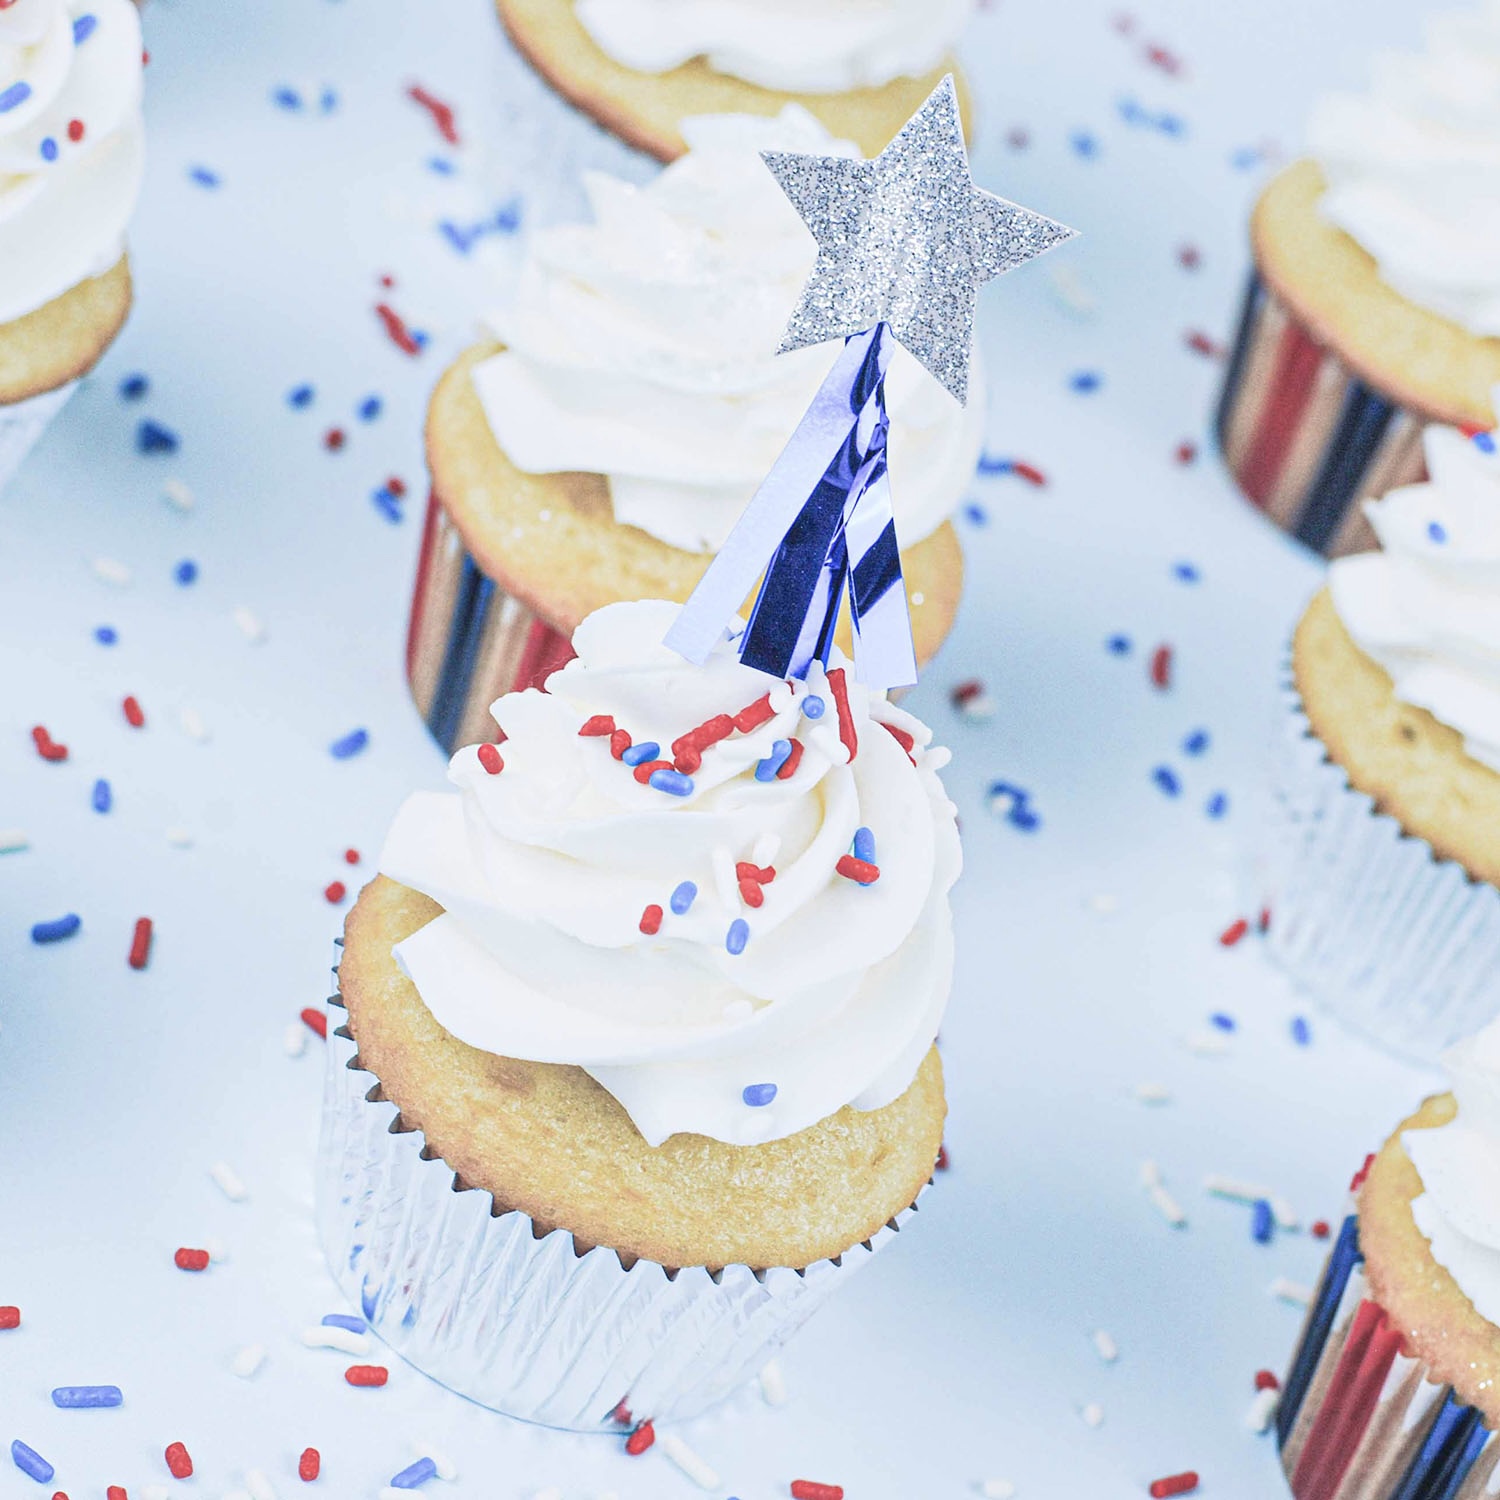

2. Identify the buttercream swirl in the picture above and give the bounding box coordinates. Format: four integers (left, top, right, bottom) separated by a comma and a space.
1330, 415, 1500, 774
0, 0, 144, 324
379, 599, 961, 1148
472, 106, 984, 556
573, 0, 972, 94
1308, 3, 1500, 337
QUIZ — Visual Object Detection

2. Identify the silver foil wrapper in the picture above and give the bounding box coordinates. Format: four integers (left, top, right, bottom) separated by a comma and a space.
1262, 669, 1500, 1063
0, 382, 76, 491
316, 990, 917, 1431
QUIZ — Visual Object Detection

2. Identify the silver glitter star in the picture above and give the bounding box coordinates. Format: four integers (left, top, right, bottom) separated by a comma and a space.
763, 75, 1077, 405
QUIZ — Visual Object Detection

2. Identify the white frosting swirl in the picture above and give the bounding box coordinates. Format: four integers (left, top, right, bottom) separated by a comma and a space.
1308, 3, 1500, 337
1330, 413, 1500, 773
573, 0, 972, 94
1405, 1019, 1500, 1324
379, 599, 961, 1148
472, 107, 984, 555
0, 0, 144, 325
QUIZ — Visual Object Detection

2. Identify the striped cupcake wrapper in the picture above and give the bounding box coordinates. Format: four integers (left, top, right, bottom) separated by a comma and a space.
1215, 272, 1430, 557
1276, 1213, 1498, 1499
405, 491, 578, 754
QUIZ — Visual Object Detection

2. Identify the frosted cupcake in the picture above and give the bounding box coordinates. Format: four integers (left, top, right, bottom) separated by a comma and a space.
1275, 1025, 1500, 1498
496, 0, 974, 162
1265, 415, 1500, 1059
321, 599, 960, 1427
408, 107, 980, 752
1216, 3, 1500, 556
0, 0, 145, 486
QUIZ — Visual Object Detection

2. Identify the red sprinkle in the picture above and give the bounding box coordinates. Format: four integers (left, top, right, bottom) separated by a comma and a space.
672, 713, 735, 773
386, 475, 407, 498
950, 679, 984, 707
1010, 460, 1047, 486
1312, 1219, 1331, 1240
67, 118, 85, 142
1219, 918, 1249, 948
609, 729, 632, 760
732, 694, 775, 733
881, 720, 917, 764
1254, 1369, 1280, 1392
1349, 1153, 1376, 1193
406, 83, 460, 144
1149, 644, 1173, 690
1258, 907, 1272, 933
625, 1421, 656, 1456
739, 878, 765, 909
1184, 329, 1221, 359
300, 1006, 328, 1040
128, 916, 153, 970
324, 427, 346, 451
324, 881, 347, 905
164, 1442, 193, 1478
174, 1247, 210, 1272
374, 303, 421, 357
31, 725, 68, 762
1175, 440, 1197, 465
122, 695, 146, 728
791, 1483, 844, 1500
632, 759, 672, 785
344, 1364, 388, 1387
579, 715, 615, 737
836, 855, 880, 885
775, 738, 805, 780
298, 1448, 321, 1481
477, 742, 505, 775
0, 1306, 19, 1329
1148, 1474, 1199, 1498
1145, 42, 1183, 75
935, 1144, 950, 1171
344, 848, 361, 865
639, 905, 663, 936
826, 668, 858, 762
735, 862, 774, 885
1177, 244, 1202, 270
610, 1400, 633, 1426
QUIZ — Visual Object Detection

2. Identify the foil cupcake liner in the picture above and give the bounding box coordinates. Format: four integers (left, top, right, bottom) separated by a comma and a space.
0, 382, 77, 493
1215, 271, 1430, 558
1276, 1213, 1498, 1499
1262, 668, 1500, 1063
315, 986, 917, 1431
405, 490, 578, 754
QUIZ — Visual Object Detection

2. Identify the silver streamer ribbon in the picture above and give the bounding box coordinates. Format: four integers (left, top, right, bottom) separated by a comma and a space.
664, 322, 917, 690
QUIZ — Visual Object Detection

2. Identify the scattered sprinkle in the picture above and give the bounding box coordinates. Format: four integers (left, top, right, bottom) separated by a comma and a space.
31, 724, 67, 761
726, 918, 749, 955
624, 1421, 655, 1457
390, 1457, 437, 1490
660, 1436, 719, 1490
174, 1247, 210, 1272
1205, 1175, 1270, 1204
0, 1307, 18, 1330
1092, 1329, 1118, 1363
639, 905, 663, 936
304, 1324, 371, 1356
330, 728, 369, 759
123, 694, 146, 727
92, 778, 112, 814
288, 384, 314, 409
31, 914, 81, 944
1291, 1016, 1311, 1046
234, 606, 267, 643
51, 1384, 123, 1408
92, 556, 132, 586
1152, 766, 1181, 797
165, 1442, 193, 1478
210, 1161, 247, 1201
742, 1083, 777, 1107
406, 83, 460, 144
10, 1440, 54, 1483
137, 419, 180, 454
1080, 1402, 1104, 1428
231, 1344, 268, 1379
300, 1007, 328, 1039
1135, 1082, 1171, 1104
119, 373, 149, 400
1269, 1277, 1312, 1307
670, 881, 697, 914
188, 165, 221, 188
801, 694, 825, 720
345, 1364, 389, 1387
759, 1359, 788, 1406
128, 916, 153, 971
1069, 370, 1102, 393
477, 743, 504, 775
324, 881, 347, 904
96, 625, 118, 644
1149, 644, 1173, 689
1246, 1386, 1280, 1432
1, 829, 31, 854
1251, 1198, 1274, 1244
1182, 729, 1209, 756
1148, 1474, 1199, 1498
1205, 791, 1229, 819
1209, 1012, 1236, 1031
1107, 634, 1131, 656
179, 706, 210, 742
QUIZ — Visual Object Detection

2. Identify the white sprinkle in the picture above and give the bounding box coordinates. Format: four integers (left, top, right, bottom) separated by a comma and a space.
233, 606, 267, 644
1205, 1174, 1271, 1204
1270, 1277, 1313, 1307
1138, 1158, 1162, 1189
1185, 1030, 1231, 1055
166, 826, 195, 848
1091, 1329, 1118, 1363
231, 1343, 266, 1378
0, 829, 29, 854
660, 1434, 719, 1490
710, 846, 738, 911
759, 1357, 788, 1405
91, 555, 132, 586
978, 1481, 1017, 1499
1080, 1402, 1104, 1428
246, 1471, 277, 1500
1048, 262, 1098, 317
302, 1324, 370, 1356
1149, 1183, 1187, 1228
1087, 893, 1118, 914
205, 1236, 229, 1263
418, 1446, 457, 1481
179, 706, 210, 742
1246, 1386, 1280, 1432
956, 691, 998, 723
163, 478, 194, 511
283, 1022, 308, 1057
211, 1161, 248, 1201
1272, 1196, 1300, 1231
1135, 1082, 1171, 1104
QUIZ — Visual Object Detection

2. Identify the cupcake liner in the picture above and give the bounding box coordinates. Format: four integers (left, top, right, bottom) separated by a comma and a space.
316, 986, 918, 1431
1261, 668, 1500, 1063
405, 490, 578, 754
0, 383, 77, 493
1215, 271, 1430, 557
1276, 1213, 1499, 1499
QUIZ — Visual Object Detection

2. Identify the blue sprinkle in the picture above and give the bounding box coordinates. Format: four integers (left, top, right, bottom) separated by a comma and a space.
1475, 431, 1497, 455
1010, 804, 1042, 832
31, 914, 81, 944
390, 1457, 438, 1489
1152, 765, 1181, 797
10, 1440, 54, 1483
1182, 728, 1210, 756
725, 919, 749, 955
0, 81, 33, 114
1173, 561, 1200, 583
330, 728, 369, 760
1205, 790, 1229, 819
272, 85, 302, 110
1069, 370, 1102, 394
73, 13, 98, 43
649, 768, 693, 797
1107, 634, 1132, 656
322, 1312, 367, 1333
755, 739, 793, 781
1210, 1012, 1236, 1032
1230, 146, 1261, 171
136, 419, 179, 455
801, 695, 825, 720
620, 741, 661, 767
853, 826, 876, 863
427, 156, 457, 175
742, 1082, 777, 1108
39, 136, 57, 161
174, 558, 198, 585
1069, 129, 1099, 159
1117, 97, 1146, 125
95, 625, 117, 645
372, 487, 402, 524
962, 501, 988, 526
1251, 1198, 1274, 1244
288, 384, 315, 409
51, 1384, 122, 1409
1158, 113, 1187, 137
410, 328, 430, 351
1291, 1015, 1312, 1047
670, 881, 697, 915
92, 778, 112, 814
358, 394, 382, 421
189, 165, 221, 188
118, 373, 148, 400
976, 453, 1012, 475
319, 87, 339, 113
1428, 520, 1448, 544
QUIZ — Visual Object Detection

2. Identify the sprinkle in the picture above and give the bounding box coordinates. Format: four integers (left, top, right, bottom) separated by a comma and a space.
1107, 634, 1131, 655
1291, 1016, 1311, 1046
174, 1247, 210, 1271
96, 625, 118, 644
231, 1344, 267, 1378
950, 679, 997, 721
304, 1323, 370, 1355
1185, 1030, 1230, 1055
625, 1421, 654, 1456
31, 725, 67, 761
122, 694, 146, 728
390, 1458, 437, 1489
1251, 1199, 1274, 1243
1475, 431, 1497, 455
1272, 1197, 1299, 1231
579, 715, 615, 737
137, 420, 179, 455
477, 743, 504, 775
324, 881, 350, 908
0, 1307, 18, 1329
164, 1443, 193, 1478
1205, 791, 1229, 819
324, 427, 346, 451
179, 706, 210, 742
801, 694, 825, 719
649, 768, 694, 797
322, 1312, 366, 1333
358, 395, 383, 422
10, 1441, 54, 1483
1069, 369, 1102, 392
742, 1083, 777, 1107
1219, 918, 1248, 947
610, 731, 633, 760
188, 164, 220, 187
330, 728, 368, 759
128, 917, 153, 971
288, 384, 314, 408
210, 1161, 247, 1201
852, 827, 877, 863
671, 713, 735, 772
32, 914, 81, 944
1246, 1387, 1280, 1432
51, 1385, 123, 1408
726, 919, 749, 955
881, 720, 917, 762
791, 1485, 844, 1500
92, 778, 112, 813
1148, 1183, 1186, 1228
1182, 729, 1209, 756
1210, 1012, 1236, 1032
734, 694, 775, 733
759, 1359, 788, 1405
296, 1449, 321, 1482
1080, 1403, 1104, 1428
92, 556, 132, 587
826, 668, 858, 762
406, 84, 460, 144
345, 1364, 388, 1387
1152, 766, 1181, 797
119, 373, 149, 400
1255, 1370, 1281, 1392
639, 905, 663, 936
1205, 1175, 1270, 1204
755, 739, 793, 781
1269, 1277, 1312, 1307
739, 877, 764, 908
660, 1435, 718, 1490
1149, 644, 1172, 689
301, 1007, 328, 1039
670, 882, 697, 914
166, 827, 194, 849
283, 1023, 307, 1057
620, 741, 661, 767
107, 1488, 126, 1500
1135, 1082, 1171, 1104
1092, 1329, 1118, 1363
246, 1470, 277, 1500
978, 1484, 1017, 1500
374, 303, 422, 356
345, 848, 361, 864
1148, 1474, 1198, 1498
776, 738, 805, 780
1175, 441, 1198, 464
836, 855, 880, 885
372, 486, 403, 523
936, 1144, 950, 1170
234, 606, 267, 643
0, 81, 33, 113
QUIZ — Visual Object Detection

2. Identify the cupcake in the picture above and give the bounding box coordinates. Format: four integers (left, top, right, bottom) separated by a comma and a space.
407, 107, 979, 753
1215, 5, 1500, 557
0, 0, 145, 486
1275, 1025, 1500, 1499
496, 0, 974, 163
321, 598, 960, 1428
1264, 416, 1500, 1060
